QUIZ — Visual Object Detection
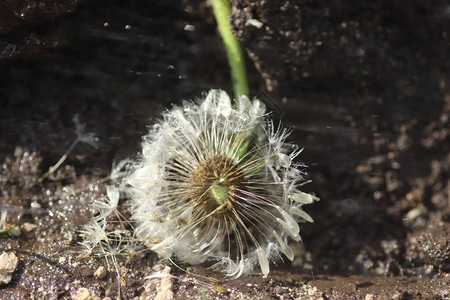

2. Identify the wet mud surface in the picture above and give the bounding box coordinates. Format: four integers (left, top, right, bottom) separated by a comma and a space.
1, 0, 449, 299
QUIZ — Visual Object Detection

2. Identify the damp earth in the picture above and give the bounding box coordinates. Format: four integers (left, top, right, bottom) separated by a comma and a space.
0, 0, 449, 299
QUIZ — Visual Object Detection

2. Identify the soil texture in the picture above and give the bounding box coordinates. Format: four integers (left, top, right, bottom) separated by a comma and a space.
0, 0, 449, 299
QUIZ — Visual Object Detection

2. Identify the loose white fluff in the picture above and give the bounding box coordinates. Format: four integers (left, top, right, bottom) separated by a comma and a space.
81, 89, 317, 278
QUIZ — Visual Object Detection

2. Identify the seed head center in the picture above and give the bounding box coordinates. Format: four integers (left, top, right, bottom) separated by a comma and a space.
210, 178, 230, 205
190, 155, 244, 214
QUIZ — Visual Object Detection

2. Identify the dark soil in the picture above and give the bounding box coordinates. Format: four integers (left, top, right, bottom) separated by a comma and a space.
0, 0, 449, 299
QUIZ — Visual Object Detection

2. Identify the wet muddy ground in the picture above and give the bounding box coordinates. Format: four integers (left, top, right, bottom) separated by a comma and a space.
0, 0, 449, 299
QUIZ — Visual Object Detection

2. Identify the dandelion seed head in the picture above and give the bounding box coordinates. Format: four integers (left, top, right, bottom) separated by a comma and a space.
120, 89, 317, 278
82, 90, 316, 278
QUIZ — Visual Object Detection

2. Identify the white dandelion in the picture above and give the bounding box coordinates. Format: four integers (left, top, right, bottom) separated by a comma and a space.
124, 89, 317, 278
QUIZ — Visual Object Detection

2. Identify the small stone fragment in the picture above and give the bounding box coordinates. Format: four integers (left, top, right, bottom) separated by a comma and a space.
154, 266, 174, 300
365, 294, 375, 300
405, 206, 427, 224
94, 266, 107, 279
21, 222, 38, 232
72, 287, 101, 300
0, 251, 19, 285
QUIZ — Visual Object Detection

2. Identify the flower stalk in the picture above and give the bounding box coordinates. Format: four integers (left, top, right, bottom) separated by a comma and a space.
210, 0, 249, 100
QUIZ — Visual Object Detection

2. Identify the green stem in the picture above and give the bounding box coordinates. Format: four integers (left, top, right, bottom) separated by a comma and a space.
211, 0, 249, 100
0, 227, 15, 235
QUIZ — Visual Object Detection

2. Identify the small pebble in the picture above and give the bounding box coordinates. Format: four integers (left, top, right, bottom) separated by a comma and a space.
94, 266, 107, 279
365, 294, 375, 300
154, 267, 174, 300
72, 287, 101, 300
246, 19, 264, 29
22, 222, 37, 232
0, 251, 19, 285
